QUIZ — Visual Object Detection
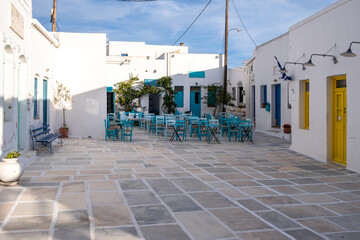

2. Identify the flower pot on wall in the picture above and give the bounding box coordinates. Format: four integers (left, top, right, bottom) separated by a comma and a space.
0, 152, 23, 186
59, 127, 69, 138
283, 124, 291, 134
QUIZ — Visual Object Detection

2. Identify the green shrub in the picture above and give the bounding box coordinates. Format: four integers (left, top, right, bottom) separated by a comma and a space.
4, 151, 20, 159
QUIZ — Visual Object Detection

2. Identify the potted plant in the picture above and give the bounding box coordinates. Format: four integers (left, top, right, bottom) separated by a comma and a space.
54, 81, 73, 138
261, 102, 267, 108
0, 151, 22, 186
283, 124, 291, 134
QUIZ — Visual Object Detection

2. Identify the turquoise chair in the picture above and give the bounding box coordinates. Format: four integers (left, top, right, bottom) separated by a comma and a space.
104, 119, 118, 141
239, 120, 253, 142
175, 119, 187, 141
220, 118, 229, 137
198, 118, 209, 141
138, 113, 145, 129
155, 116, 165, 136
121, 121, 134, 142
188, 117, 199, 137
227, 119, 240, 142
147, 115, 156, 134
165, 118, 176, 138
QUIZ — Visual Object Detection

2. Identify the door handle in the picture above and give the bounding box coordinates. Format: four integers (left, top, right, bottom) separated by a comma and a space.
344, 108, 347, 114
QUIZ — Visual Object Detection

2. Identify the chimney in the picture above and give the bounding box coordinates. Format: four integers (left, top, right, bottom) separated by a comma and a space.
180, 43, 184, 47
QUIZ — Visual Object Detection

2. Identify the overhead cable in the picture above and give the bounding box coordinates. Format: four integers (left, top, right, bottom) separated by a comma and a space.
231, 0, 257, 47
172, 0, 212, 46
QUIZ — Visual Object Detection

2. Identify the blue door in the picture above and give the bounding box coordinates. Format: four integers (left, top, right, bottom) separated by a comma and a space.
190, 87, 201, 117
43, 79, 48, 126
275, 84, 281, 127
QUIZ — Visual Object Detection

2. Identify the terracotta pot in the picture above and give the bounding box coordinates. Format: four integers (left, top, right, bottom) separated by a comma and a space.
283, 127, 291, 134
59, 127, 69, 138
0, 158, 23, 185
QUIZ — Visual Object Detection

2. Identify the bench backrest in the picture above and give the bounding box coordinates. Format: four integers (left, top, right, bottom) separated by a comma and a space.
31, 125, 51, 140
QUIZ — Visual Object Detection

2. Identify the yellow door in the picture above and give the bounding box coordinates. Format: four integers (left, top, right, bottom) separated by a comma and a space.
304, 80, 310, 129
332, 76, 347, 165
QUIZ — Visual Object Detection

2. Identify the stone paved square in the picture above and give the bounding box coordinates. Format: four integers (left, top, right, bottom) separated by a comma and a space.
0, 130, 359, 239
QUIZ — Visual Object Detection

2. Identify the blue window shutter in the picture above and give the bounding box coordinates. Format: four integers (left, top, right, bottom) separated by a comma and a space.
264, 85, 267, 103
175, 91, 184, 108
208, 89, 216, 107
189, 71, 205, 78
34, 78, 38, 119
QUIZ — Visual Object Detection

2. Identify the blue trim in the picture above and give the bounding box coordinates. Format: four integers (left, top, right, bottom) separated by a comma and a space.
174, 88, 184, 108
43, 79, 48, 126
207, 89, 216, 107
34, 78, 38, 119
190, 89, 201, 117
275, 84, 281, 127
189, 71, 205, 78
264, 85, 267, 103
145, 79, 157, 86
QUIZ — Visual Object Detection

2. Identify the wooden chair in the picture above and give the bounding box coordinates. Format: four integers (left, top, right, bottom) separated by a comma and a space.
121, 121, 134, 142
104, 119, 118, 141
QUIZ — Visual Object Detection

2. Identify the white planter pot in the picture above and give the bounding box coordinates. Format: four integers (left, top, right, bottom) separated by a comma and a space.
0, 158, 23, 185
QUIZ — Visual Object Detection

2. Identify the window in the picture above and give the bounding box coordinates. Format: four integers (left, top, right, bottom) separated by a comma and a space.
174, 86, 184, 108
34, 78, 38, 119
121, 53, 128, 57
304, 80, 309, 129
232, 87, 236, 99
260, 85, 267, 106
207, 89, 216, 107
189, 71, 205, 78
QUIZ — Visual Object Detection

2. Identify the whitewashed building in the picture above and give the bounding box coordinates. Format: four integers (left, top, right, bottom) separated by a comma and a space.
0, 0, 225, 155
247, 0, 360, 171
228, 58, 254, 119
106, 41, 224, 116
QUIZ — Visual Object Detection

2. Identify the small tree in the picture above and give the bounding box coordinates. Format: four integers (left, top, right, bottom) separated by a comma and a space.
54, 81, 72, 128
113, 77, 162, 112
157, 76, 177, 114
202, 83, 232, 116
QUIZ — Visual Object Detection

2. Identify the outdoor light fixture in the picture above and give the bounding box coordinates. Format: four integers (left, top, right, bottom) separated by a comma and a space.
304, 54, 338, 67
279, 62, 306, 73
340, 41, 360, 57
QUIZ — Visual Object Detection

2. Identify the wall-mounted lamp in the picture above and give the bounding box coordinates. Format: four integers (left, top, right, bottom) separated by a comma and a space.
304, 54, 338, 67
340, 41, 360, 57
195, 82, 198, 86
279, 62, 306, 73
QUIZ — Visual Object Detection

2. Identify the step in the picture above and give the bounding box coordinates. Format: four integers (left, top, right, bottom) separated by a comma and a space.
18, 150, 37, 167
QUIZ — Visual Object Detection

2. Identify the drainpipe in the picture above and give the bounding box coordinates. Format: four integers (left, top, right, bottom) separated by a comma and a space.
32, 19, 60, 48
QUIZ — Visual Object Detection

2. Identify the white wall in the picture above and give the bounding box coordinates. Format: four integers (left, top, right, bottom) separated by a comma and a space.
253, 33, 291, 132
54, 32, 107, 139
0, 0, 32, 155
169, 53, 224, 115
228, 60, 254, 118
287, 0, 360, 171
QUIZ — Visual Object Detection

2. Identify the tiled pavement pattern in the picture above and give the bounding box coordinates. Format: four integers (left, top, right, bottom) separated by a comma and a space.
1, 129, 360, 240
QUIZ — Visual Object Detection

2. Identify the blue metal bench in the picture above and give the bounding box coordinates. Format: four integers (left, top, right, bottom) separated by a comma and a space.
30, 125, 62, 154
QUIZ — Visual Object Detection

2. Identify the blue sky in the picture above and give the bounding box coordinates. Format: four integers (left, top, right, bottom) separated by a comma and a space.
32, 0, 337, 68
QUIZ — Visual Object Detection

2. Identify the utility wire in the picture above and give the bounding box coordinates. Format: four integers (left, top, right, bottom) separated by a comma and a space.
172, 0, 212, 45
231, 0, 257, 47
